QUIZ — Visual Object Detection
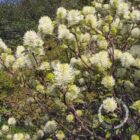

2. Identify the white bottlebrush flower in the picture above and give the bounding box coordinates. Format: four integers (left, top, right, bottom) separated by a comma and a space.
92, 35, 98, 41
66, 114, 74, 122
90, 51, 112, 70
103, 25, 109, 33
67, 10, 83, 26
8, 117, 16, 126
1, 125, 9, 133
16, 45, 25, 57
58, 24, 71, 39
57, 7, 67, 19
54, 63, 75, 85
66, 84, 80, 101
38, 16, 54, 34
44, 120, 57, 133
13, 55, 32, 69
39, 61, 50, 70
79, 78, 85, 85
24, 134, 30, 140
134, 58, 140, 68
130, 9, 140, 22
58, 24, 75, 41
82, 6, 95, 15
56, 130, 65, 140
37, 47, 45, 56
4, 55, 15, 67
110, 0, 123, 7
23, 30, 43, 48
13, 133, 25, 140
37, 130, 44, 138
6, 134, 12, 139
94, 2, 102, 9
103, 97, 117, 113
131, 28, 140, 38
114, 49, 122, 59
120, 52, 135, 67
112, 18, 122, 29
117, 2, 129, 17
70, 57, 78, 65
101, 75, 115, 88
36, 84, 45, 93
103, 4, 109, 10
97, 39, 108, 49
0, 38, 8, 51
80, 33, 91, 43
85, 14, 97, 28
130, 45, 140, 58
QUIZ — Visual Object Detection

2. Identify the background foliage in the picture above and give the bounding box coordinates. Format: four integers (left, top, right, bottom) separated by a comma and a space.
0, 0, 93, 47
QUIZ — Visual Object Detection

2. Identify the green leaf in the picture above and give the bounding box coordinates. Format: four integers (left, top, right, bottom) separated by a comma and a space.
105, 131, 111, 139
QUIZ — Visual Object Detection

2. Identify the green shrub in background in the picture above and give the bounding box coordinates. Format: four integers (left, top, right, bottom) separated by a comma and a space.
0, 0, 93, 48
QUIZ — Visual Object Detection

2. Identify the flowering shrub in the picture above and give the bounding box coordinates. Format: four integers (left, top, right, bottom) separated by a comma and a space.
0, 0, 140, 139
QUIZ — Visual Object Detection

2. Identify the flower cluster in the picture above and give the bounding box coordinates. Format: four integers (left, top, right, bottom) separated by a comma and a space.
23, 30, 43, 48
53, 63, 75, 85
103, 97, 117, 113
101, 75, 115, 89
0, 117, 30, 140
38, 16, 54, 34
67, 10, 83, 26
90, 51, 112, 71
0, 38, 8, 51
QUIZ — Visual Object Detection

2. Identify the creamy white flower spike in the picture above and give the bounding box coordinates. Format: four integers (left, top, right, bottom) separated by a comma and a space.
1, 125, 9, 133
54, 63, 75, 85
0, 38, 8, 51
120, 52, 135, 67
134, 58, 140, 69
101, 75, 115, 88
117, 2, 129, 18
131, 28, 140, 38
13, 55, 32, 69
13, 133, 25, 140
114, 49, 122, 59
82, 6, 95, 15
4, 55, 15, 67
97, 39, 108, 49
58, 24, 75, 41
6, 134, 12, 139
112, 18, 121, 29
90, 51, 112, 71
57, 7, 67, 19
39, 61, 50, 70
80, 33, 91, 43
16, 46, 25, 57
85, 14, 97, 28
130, 9, 140, 22
66, 84, 80, 101
44, 120, 57, 133
8, 117, 16, 126
130, 45, 140, 58
24, 134, 30, 140
103, 97, 117, 112
38, 16, 54, 34
110, 0, 123, 7
37, 130, 44, 138
23, 30, 43, 48
67, 10, 83, 26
